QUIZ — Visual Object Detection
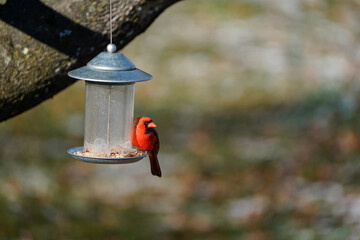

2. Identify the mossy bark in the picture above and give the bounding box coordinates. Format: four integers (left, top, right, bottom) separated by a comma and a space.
0, 0, 179, 122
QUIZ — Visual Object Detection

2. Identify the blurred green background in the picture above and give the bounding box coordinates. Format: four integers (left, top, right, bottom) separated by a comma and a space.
1, 0, 360, 239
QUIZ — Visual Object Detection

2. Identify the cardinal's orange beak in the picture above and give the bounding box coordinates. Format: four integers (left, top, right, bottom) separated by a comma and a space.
148, 122, 157, 128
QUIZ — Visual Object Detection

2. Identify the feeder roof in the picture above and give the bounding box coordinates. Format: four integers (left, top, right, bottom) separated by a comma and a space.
68, 52, 152, 84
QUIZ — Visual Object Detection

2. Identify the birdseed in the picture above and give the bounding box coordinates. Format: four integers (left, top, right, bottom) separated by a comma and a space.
74, 150, 146, 158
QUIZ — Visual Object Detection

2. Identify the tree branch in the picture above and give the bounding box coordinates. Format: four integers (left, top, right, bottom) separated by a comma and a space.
0, 0, 180, 122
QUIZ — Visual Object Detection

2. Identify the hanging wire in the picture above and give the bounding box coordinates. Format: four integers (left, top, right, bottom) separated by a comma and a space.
109, 0, 113, 44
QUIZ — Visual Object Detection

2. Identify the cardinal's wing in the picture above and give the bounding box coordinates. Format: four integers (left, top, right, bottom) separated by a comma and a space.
132, 117, 141, 148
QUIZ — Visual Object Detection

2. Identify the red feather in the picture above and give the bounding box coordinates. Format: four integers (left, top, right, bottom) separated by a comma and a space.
132, 117, 161, 177
132, 117, 141, 149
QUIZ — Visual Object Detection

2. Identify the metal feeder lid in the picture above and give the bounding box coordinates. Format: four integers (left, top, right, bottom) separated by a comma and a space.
68, 46, 152, 84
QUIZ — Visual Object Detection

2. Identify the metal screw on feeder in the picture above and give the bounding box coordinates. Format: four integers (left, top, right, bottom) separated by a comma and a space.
67, 0, 152, 164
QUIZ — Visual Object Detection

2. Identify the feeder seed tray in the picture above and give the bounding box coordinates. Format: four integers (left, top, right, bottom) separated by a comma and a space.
67, 146, 148, 164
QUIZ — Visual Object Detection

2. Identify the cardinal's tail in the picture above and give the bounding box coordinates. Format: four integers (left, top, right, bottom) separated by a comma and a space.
149, 150, 162, 177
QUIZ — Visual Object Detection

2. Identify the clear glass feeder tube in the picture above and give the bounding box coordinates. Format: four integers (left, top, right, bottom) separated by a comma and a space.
84, 82, 135, 157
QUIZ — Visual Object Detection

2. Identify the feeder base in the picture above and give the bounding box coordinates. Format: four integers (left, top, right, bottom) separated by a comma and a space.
67, 146, 147, 164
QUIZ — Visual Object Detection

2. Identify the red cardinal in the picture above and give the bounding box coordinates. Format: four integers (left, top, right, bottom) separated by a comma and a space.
132, 117, 161, 177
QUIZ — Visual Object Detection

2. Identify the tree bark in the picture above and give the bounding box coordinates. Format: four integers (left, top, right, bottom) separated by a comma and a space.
0, 0, 180, 122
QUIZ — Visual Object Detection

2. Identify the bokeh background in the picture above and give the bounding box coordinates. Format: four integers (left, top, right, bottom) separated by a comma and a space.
1, 0, 360, 239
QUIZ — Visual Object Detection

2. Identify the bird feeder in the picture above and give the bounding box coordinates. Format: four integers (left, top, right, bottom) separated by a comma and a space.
67, 44, 151, 164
